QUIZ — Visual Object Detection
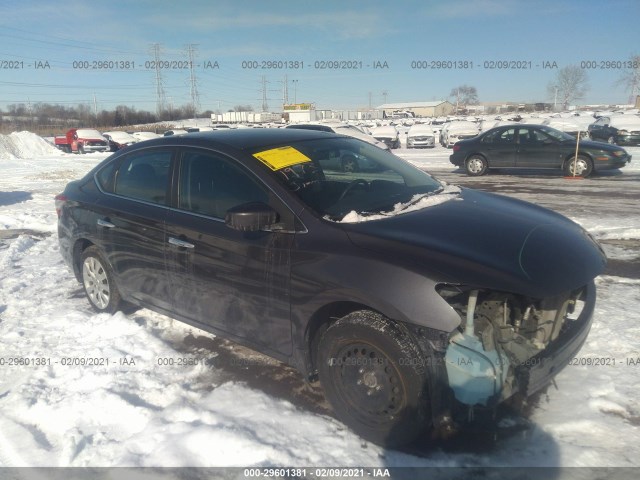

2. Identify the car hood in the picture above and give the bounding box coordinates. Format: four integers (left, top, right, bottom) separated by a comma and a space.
343, 188, 606, 298
564, 138, 627, 152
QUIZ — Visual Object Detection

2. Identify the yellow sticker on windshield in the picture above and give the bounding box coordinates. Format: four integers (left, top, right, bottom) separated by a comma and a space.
253, 146, 311, 171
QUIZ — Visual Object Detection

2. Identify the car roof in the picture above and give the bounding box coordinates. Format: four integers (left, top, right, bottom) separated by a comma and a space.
125, 127, 339, 152
285, 123, 335, 132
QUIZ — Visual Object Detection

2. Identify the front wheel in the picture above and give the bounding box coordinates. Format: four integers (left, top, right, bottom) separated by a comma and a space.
465, 155, 488, 176
563, 155, 593, 177
80, 246, 122, 313
317, 311, 430, 447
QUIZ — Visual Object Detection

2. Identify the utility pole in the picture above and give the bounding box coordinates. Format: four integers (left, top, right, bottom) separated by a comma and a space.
280, 74, 289, 105
186, 44, 200, 114
382, 90, 388, 104
292, 79, 298, 104
260, 76, 269, 112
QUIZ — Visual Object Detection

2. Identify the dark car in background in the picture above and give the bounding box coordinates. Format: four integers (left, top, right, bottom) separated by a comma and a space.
56, 129, 605, 447
588, 115, 640, 146
450, 124, 632, 177
103, 131, 138, 152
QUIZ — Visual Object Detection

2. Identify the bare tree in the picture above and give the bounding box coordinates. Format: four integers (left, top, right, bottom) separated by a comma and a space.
615, 54, 640, 104
547, 66, 589, 110
449, 85, 478, 113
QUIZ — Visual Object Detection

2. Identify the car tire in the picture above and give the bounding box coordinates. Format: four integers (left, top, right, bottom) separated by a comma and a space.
80, 246, 122, 313
317, 310, 430, 447
563, 155, 593, 178
77, 145, 85, 154
465, 155, 488, 176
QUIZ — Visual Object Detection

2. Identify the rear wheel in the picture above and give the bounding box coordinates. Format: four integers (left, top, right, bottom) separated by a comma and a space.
317, 311, 430, 447
563, 155, 593, 177
465, 155, 488, 176
80, 246, 122, 313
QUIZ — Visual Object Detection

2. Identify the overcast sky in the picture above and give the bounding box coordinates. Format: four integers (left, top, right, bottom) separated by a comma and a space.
0, 0, 638, 113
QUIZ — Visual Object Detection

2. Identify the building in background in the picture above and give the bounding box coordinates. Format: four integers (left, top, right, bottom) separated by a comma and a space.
376, 101, 455, 118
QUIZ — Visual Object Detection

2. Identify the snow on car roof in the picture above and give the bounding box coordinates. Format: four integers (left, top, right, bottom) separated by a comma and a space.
76, 129, 105, 138
607, 115, 640, 129
447, 121, 480, 133
407, 124, 435, 135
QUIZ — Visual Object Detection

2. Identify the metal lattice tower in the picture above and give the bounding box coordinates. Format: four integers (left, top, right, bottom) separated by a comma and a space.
151, 44, 166, 116
187, 44, 200, 113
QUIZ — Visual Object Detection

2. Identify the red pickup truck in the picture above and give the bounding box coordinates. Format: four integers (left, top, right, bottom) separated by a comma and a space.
54, 128, 109, 154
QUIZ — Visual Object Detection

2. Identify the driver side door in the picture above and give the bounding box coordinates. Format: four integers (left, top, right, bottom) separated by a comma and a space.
164, 148, 295, 355
516, 126, 563, 168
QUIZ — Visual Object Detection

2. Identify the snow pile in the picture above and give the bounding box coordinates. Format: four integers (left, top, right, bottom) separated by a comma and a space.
0, 131, 63, 160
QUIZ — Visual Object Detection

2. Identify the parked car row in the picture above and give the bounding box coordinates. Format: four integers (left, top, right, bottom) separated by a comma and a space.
54, 129, 161, 153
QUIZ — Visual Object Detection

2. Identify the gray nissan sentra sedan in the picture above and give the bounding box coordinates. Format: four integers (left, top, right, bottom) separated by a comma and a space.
56, 128, 605, 447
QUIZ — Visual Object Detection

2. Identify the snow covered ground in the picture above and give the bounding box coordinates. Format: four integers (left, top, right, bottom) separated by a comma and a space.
0, 132, 639, 472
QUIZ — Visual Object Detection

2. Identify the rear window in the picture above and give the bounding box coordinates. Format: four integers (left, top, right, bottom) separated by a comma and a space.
112, 150, 172, 205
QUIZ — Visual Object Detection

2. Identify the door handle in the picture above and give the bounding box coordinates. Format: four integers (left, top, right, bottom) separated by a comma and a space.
168, 237, 195, 249
97, 219, 115, 228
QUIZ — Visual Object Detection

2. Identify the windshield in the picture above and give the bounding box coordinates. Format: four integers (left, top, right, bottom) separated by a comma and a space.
251, 137, 444, 221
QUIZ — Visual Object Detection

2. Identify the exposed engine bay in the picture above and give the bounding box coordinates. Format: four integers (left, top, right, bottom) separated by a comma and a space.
439, 285, 588, 406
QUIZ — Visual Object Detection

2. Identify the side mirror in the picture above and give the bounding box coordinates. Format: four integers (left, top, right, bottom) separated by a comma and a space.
225, 202, 279, 232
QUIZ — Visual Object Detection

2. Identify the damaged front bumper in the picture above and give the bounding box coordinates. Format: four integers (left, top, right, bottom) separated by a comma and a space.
515, 282, 595, 397
440, 281, 595, 407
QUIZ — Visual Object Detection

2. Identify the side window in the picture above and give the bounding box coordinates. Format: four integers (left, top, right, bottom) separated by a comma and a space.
96, 161, 116, 193
179, 151, 268, 219
519, 127, 545, 144
483, 128, 515, 144
497, 128, 516, 144
113, 150, 172, 205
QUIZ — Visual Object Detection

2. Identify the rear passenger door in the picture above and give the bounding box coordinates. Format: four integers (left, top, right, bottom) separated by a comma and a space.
481, 127, 517, 167
95, 148, 174, 311
164, 149, 294, 355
